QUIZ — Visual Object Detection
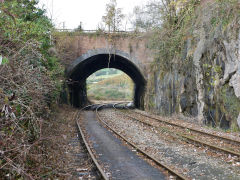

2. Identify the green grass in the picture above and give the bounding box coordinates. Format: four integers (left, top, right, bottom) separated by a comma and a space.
87, 73, 134, 101
87, 68, 123, 84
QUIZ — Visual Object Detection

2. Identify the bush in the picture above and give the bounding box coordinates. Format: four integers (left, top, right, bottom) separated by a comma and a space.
0, 0, 63, 178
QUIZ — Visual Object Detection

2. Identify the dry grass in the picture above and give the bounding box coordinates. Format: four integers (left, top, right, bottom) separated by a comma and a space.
88, 73, 134, 101
0, 41, 59, 179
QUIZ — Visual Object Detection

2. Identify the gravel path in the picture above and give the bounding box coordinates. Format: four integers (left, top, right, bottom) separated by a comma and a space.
99, 109, 240, 180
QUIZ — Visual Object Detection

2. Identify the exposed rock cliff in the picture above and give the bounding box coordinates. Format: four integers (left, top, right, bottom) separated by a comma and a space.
146, 1, 240, 130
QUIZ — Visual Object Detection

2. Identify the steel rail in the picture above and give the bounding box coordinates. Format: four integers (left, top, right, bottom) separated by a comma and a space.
134, 111, 240, 145
124, 114, 240, 157
96, 104, 189, 180
113, 103, 240, 156
76, 106, 109, 180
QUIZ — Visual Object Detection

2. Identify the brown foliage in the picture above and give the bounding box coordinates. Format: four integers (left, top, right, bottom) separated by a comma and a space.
0, 41, 56, 179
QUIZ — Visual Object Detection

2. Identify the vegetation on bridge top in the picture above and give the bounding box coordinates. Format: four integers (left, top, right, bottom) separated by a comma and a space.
53, 28, 143, 39
0, 0, 240, 179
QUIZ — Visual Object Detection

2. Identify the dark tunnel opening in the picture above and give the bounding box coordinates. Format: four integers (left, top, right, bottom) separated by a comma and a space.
67, 50, 146, 109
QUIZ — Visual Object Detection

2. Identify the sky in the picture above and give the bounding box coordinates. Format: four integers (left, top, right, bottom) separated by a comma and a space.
38, 0, 148, 30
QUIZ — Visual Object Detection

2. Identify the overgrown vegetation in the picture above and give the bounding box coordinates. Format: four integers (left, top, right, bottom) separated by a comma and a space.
1, 0, 239, 177
147, 0, 200, 71
133, 0, 240, 130
132, 0, 239, 71
0, 0, 63, 178
135, 0, 201, 115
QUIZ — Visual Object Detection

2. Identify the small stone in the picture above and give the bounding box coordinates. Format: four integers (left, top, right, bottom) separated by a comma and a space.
62, 135, 67, 139
237, 114, 240, 128
230, 73, 240, 99
77, 168, 88, 171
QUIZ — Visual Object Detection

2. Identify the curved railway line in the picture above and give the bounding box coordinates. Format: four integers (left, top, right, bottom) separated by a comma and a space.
76, 103, 189, 180
114, 102, 240, 158
95, 103, 189, 180
134, 111, 240, 145
75, 102, 240, 180
76, 105, 109, 180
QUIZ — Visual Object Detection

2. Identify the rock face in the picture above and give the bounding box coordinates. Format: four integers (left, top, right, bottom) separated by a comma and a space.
145, 2, 240, 130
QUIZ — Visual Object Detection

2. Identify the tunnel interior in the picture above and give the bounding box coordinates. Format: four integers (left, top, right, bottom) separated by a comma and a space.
67, 51, 146, 109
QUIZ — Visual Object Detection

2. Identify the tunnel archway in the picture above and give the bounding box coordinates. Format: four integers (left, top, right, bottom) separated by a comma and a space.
66, 48, 146, 109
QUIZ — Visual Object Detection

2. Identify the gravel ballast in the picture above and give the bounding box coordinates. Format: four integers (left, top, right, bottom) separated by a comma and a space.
99, 109, 240, 180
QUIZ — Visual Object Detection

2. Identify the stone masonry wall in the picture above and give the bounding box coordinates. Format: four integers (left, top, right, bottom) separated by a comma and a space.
55, 33, 152, 79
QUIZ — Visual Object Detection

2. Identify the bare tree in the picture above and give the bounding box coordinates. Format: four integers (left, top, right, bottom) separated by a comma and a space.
102, 0, 125, 32
131, 0, 162, 31
131, 0, 186, 31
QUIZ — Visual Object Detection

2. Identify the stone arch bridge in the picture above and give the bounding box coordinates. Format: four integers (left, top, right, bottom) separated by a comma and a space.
56, 33, 152, 109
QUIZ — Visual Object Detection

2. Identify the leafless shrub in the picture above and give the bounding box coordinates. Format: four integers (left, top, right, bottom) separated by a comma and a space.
0, 40, 56, 179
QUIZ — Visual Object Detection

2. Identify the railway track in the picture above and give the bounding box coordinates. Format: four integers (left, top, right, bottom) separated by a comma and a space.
95, 103, 189, 180
115, 106, 240, 158
75, 106, 109, 180
76, 102, 240, 179
134, 111, 240, 145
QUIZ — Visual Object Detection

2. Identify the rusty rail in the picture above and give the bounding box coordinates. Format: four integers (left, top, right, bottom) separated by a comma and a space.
124, 113, 240, 157
134, 112, 240, 145
96, 104, 189, 180
76, 106, 109, 180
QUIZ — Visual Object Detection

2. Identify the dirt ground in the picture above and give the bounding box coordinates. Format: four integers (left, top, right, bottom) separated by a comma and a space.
40, 105, 97, 179
37, 104, 240, 179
